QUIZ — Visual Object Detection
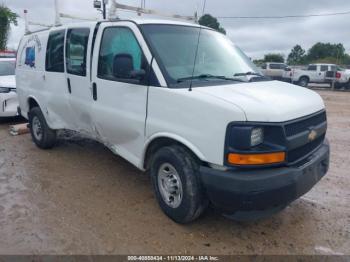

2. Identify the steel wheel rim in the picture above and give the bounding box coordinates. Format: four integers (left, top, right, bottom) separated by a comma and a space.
32, 116, 43, 141
157, 163, 183, 208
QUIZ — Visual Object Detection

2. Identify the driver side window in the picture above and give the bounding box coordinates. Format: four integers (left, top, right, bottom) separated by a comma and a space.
98, 27, 147, 84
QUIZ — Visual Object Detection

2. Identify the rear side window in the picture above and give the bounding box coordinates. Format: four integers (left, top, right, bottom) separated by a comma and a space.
320, 65, 328, 72
261, 64, 267, 69
307, 65, 317, 71
270, 64, 284, 69
66, 28, 90, 76
46, 30, 65, 72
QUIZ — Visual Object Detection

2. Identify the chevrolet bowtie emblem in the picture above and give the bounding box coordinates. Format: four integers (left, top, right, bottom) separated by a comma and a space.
308, 129, 317, 141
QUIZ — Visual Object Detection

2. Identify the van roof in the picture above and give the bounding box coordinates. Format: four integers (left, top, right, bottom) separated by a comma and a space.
26, 18, 200, 34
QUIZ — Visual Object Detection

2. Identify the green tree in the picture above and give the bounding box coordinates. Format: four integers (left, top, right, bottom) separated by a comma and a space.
198, 14, 226, 35
287, 45, 306, 65
307, 42, 345, 63
264, 53, 285, 63
0, 5, 18, 50
343, 54, 350, 65
253, 59, 265, 67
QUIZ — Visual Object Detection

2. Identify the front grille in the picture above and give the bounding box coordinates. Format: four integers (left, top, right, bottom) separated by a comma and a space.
285, 111, 327, 137
287, 134, 325, 163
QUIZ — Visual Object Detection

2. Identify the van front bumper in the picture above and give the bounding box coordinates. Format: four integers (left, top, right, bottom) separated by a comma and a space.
200, 140, 330, 214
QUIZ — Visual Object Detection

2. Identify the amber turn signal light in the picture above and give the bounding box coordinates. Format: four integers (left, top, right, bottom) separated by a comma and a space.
228, 152, 286, 165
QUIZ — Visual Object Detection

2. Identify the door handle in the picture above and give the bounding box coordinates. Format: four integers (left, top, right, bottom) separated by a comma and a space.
92, 82, 97, 101
67, 78, 72, 94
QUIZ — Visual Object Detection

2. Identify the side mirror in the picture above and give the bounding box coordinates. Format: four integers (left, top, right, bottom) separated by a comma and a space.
113, 53, 134, 79
130, 69, 146, 80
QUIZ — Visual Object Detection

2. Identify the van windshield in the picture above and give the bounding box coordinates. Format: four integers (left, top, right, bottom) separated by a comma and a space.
140, 24, 262, 88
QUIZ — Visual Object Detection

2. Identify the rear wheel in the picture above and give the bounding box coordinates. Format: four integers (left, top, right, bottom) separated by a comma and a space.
29, 107, 57, 149
150, 145, 208, 224
298, 77, 309, 87
334, 82, 343, 89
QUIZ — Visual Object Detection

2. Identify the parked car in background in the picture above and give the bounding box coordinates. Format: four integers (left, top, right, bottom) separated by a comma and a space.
0, 58, 18, 117
288, 63, 350, 88
0, 50, 16, 59
289, 64, 338, 87
260, 62, 289, 81
335, 67, 350, 88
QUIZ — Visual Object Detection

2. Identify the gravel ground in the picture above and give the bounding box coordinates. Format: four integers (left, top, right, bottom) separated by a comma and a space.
0, 90, 349, 255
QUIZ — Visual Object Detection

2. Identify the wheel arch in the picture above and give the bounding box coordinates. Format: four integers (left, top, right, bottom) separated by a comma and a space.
142, 133, 207, 170
27, 96, 41, 111
22, 96, 42, 119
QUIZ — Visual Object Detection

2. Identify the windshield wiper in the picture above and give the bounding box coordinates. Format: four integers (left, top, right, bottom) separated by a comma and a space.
234, 72, 264, 77
177, 74, 244, 83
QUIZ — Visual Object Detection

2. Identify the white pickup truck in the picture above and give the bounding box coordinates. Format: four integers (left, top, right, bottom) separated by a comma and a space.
336, 68, 350, 88
16, 19, 330, 223
289, 63, 349, 87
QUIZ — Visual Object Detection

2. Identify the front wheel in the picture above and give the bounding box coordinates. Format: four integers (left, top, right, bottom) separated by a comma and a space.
29, 107, 57, 149
150, 145, 208, 224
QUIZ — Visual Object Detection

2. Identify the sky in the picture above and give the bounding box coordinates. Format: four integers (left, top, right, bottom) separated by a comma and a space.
3, 0, 350, 60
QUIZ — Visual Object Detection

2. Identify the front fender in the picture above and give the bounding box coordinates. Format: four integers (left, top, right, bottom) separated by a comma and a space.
143, 132, 207, 165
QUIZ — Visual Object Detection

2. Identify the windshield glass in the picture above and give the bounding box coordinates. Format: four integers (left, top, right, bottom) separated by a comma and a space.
0, 61, 15, 76
141, 24, 261, 87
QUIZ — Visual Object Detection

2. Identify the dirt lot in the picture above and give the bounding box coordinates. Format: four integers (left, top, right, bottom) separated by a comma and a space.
0, 90, 349, 255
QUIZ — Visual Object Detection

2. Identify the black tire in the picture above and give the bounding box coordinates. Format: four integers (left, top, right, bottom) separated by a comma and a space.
334, 82, 342, 89
298, 76, 309, 87
150, 145, 208, 224
28, 107, 57, 149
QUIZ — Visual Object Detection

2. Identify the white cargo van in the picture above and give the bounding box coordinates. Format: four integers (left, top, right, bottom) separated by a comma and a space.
16, 19, 330, 223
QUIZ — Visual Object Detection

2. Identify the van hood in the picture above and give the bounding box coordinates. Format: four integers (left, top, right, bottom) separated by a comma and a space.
0, 75, 16, 89
195, 80, 325, 122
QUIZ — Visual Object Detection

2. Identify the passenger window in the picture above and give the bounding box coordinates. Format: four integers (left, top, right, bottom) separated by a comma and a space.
320, 65, 328, 72
270, 64, 282, 69
261, 64, 267, 69
307, 65, 317, 71
46, 30, 65, 72
66, 28, 90, 76
98, 27, 146, 84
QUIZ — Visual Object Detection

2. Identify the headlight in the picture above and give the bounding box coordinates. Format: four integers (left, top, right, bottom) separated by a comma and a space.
0, 87, 11, 93
250, 127, 264, 147
225, 124, 286, 166
227, 126, 264, 150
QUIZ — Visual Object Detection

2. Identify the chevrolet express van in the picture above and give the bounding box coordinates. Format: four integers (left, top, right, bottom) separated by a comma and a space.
16, 19, 329, 223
